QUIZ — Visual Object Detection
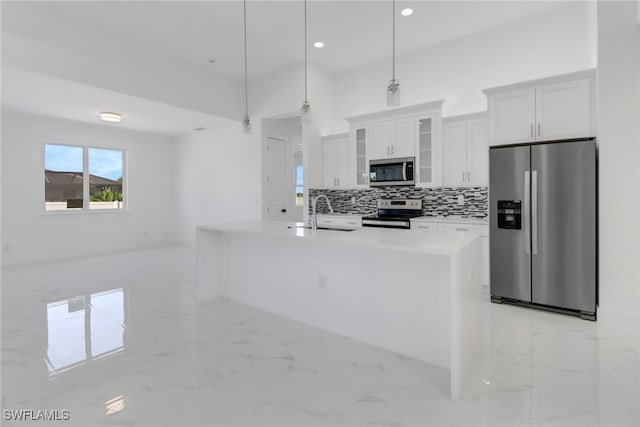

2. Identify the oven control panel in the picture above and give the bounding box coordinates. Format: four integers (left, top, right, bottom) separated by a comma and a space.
377, 199, 422, 210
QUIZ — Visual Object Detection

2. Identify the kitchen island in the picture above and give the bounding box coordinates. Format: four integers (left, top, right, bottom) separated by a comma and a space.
196, 221, 484, 399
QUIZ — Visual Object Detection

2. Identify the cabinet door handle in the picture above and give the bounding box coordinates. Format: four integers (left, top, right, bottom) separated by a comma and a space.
530, 124, 534, 138
455, 228, 469, 231
467, 171, 471, 182
462, 171, 465, 182
392, 146, 394, 155
337, 177, 340, 186
538, 123, 541, 137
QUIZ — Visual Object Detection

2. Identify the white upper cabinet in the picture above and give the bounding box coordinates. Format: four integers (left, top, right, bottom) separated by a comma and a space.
369, 117, 416, 160
391, 117, 416, 158
322, 134, 350, 188
484, 69, 596, 147
488, 88, 536, 146
443, 114, 488, 187
370, 121, 393, 159
535, 79, 591, 141
443, 120, 468, 186
417, 114, 438, 186
353, 126, 368, 187
466, 117, 489, 186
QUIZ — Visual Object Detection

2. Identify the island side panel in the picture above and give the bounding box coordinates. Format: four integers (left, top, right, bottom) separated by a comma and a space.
196, 228, 231, 302
224, 232, 452, 370
448, 236, 485, 400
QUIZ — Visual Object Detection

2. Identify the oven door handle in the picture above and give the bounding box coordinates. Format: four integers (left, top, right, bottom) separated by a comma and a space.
402, 162, 407, 181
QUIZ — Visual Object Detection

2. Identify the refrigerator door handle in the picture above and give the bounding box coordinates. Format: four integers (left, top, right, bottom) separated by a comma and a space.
524, 171, 531, 254
532, 170, 538, 255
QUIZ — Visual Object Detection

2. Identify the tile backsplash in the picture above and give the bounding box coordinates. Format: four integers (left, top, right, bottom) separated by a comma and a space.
309, 186, 488, 219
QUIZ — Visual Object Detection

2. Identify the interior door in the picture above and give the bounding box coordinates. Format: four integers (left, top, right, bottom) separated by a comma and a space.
530, 140, 596, 312
489, 145, 531, 302
265, 137, 289, 220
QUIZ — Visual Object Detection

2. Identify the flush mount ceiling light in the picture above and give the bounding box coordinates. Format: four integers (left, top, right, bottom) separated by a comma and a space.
99, 112, 121, 123
300, 0, 311, 122
242, 0, 251, 132
314, 41, 324, 48
401, 8, 413, 16
387, 0, 400, 106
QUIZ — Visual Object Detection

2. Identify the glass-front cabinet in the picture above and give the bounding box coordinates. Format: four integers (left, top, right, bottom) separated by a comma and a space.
417, 115, 434, 185
354, 126, 368, 187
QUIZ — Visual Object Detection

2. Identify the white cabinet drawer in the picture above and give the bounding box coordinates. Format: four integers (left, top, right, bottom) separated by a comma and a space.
410, 220, 437, 231
317, 216, 362, 230
437, 223, 488, 236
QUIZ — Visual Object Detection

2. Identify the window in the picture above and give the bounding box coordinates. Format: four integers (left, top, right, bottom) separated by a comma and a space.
295, 165, 304, 206
45, 144, 125, 212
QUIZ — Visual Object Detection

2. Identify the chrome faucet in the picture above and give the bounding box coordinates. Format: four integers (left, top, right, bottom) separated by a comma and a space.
311, 194, 334, 230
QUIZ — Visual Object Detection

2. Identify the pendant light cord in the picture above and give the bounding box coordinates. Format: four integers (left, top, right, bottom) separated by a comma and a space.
243, 0, 249, 119
304, 0, 308, 103
392, 0, 395, 81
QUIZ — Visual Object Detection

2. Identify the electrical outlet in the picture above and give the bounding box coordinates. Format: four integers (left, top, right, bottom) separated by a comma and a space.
318, 274, 327, 289
457, 195, 464, 206
351, 197, 357, 205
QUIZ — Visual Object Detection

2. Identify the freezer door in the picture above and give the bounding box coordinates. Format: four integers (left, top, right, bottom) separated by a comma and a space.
489, 145, 531, 302
531, 140, 596, 312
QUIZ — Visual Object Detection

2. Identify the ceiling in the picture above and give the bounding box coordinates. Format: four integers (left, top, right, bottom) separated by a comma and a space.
20, 0, 572, 80
1, 0, 575, 136
2, 67, 233, 137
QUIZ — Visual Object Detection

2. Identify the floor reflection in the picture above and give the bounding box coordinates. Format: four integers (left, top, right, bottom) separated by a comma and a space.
45, 288, 126, 375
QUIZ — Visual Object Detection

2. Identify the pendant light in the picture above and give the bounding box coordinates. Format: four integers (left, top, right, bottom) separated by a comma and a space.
387, 0, 400, 106
242, 0, 251, 132
300, 0, 311, 122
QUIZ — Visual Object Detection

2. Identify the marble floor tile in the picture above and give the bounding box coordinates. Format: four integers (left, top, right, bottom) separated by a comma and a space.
2, 247, 639, 426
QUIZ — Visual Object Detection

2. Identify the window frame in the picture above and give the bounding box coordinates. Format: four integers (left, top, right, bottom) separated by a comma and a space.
43, 142, 128, 214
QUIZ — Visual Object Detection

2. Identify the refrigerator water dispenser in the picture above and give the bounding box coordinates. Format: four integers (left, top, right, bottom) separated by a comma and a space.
497, 200, 521, 229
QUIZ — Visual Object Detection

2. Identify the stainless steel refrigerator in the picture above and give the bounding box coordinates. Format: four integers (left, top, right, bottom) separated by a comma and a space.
489, 138, 597, 320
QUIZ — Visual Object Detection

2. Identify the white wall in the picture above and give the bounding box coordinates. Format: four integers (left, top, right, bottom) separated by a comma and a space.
1, 111, 177, 266
174, 120, 261, 247
329, 2, 596, 134
597, 0, 640, 316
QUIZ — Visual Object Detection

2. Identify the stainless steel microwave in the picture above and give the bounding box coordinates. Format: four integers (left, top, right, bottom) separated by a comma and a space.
369, 157, 415, 187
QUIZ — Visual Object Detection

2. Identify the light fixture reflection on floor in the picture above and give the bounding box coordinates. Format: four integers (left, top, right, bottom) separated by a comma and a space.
100, 112, 121, 123
387, 0, 400, 106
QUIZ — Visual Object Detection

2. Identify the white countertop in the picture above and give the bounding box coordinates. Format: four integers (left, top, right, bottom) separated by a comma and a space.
197, 221, 480, 255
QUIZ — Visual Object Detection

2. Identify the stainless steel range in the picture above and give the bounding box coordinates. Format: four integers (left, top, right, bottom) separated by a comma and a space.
362, 199, 423, 229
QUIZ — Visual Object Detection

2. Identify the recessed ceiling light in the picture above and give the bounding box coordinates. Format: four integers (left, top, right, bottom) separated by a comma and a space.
314, 41, 324, 49
193, 127, 206, 131
401, 8, 413, 16
99, 112, 121, 123
208, 58, 217, 64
